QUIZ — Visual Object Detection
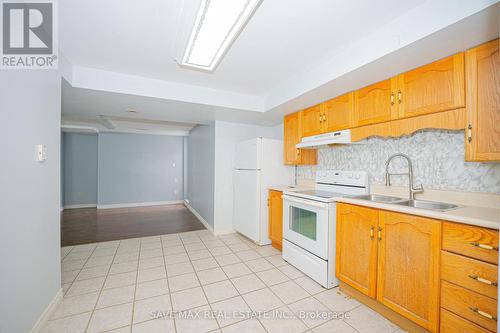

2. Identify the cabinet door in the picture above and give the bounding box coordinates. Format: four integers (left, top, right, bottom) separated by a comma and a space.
353, 78, 397, 126
465, 39, 500, 161
336, 203, 378, 298
284, 112, 301, 165
323, 92, 354, 132
283, 112, 317, 165
377, 211, 441, 333
301, 104, 323, 137
268, 190, 283, 250
397, 53, 465, 119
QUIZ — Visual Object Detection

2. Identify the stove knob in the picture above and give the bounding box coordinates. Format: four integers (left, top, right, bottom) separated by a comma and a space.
355, 174, 360, 179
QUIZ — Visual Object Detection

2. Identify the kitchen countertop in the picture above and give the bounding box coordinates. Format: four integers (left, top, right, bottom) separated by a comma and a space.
334, 196, 500, 230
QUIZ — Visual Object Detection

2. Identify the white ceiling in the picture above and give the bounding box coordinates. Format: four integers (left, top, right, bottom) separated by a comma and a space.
60, 0, 423, 95
60, 0, 500, 132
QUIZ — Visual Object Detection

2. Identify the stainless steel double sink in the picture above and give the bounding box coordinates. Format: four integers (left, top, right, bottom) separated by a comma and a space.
348, 194, 459, 212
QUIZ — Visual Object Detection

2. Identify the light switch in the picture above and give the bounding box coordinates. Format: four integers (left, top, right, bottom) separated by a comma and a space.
36, 144, 47, 162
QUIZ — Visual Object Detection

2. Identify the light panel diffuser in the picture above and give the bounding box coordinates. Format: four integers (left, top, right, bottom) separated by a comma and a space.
181, 0, 261, 71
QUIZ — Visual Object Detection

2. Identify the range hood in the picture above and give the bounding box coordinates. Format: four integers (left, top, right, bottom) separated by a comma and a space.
296, 129, 353, 149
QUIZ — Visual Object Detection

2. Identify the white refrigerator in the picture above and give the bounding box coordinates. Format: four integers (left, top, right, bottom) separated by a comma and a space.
233, 138, 295, 245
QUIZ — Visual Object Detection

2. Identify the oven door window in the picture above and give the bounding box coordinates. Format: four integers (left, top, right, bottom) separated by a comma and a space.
290, 206, 317, 241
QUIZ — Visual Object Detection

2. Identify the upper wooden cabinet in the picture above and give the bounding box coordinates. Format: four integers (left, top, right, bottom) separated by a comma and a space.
377, 211, 441, 333
465, 39, 500, 162
300, 104, 323, 137
284, 40, 498, 163
336, 203, 378, 298
323, 93, 354, 132
397, 53, 465, 119
299, 94, 355, 138
268, 190, 283, 251
283, 112, 317, 165
353, 79, 397, 126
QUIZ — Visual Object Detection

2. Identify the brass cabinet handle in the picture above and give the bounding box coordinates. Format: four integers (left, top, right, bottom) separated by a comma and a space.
319, 114, 322, 123
468, 275, 498, 287
397, 90, 402, 104
296, 148, 301, 157
470, 307, 497, 321
377, 227, 382, 241
467, 124, 472, 143
470, 242, 499, 251
322, 114, 326, 123
390, 92, 394, 106
370, 226, 374, 240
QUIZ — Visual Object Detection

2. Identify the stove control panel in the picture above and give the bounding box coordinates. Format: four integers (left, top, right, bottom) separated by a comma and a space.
316, 170, 368, 187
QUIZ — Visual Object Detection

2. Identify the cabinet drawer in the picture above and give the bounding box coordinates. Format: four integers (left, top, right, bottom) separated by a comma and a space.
440, 308, 492, 333
441, 280, 497, 332
442, 251, 498, 299
442, 222, 498, 264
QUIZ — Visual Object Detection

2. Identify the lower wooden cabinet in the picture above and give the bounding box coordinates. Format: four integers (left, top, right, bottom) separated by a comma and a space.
337, 204, 445, 333
441, 308, 491, 333
441, 281, 498, 332
336, 203, 378, 298
377, 211, 441, 332
337, 203, 499, 333
268, 190, 283, 251
441, 221, 498, 333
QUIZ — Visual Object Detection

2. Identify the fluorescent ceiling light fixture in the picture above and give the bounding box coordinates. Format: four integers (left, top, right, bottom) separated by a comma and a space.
181, 0, 261, 71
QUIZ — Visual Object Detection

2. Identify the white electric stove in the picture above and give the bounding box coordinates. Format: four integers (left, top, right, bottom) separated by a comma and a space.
282, 170, 369, 288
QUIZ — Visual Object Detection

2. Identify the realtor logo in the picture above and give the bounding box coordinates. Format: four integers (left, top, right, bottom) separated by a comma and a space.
1, 1, 58, 69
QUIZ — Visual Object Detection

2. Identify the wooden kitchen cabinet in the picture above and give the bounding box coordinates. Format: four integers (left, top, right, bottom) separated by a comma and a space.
441, 281, 498, 332
465, 39, 500, 162
268, 189, 283, 251
377, 211, 441, 333
441, 221, 498, 333
396, 53, 465, 119
336, 203, 379, 298
283, 112, 317, 165
323, 92, 354, 132
300, 104, 323, 137
353, 78, 397, 126
337, 203, 498, 333
440, 308, 491, 333
442, 221, 499, 265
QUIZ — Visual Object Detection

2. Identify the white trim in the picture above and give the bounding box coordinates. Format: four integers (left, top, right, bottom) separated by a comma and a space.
183, 200, 214, 234
61, 124, 99, 133
214, 228, 236, 236
30, 288, 63, 333
63, 204, 97, 210
97, 200, 183, 209
183, 200, 235, 236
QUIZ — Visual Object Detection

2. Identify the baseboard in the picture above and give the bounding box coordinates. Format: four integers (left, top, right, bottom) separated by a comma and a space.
63, 203, 97, 210
183, 200, 214, 234
30, 288, 63, 333
214, 228, 236, 236
97, 200, 183, 209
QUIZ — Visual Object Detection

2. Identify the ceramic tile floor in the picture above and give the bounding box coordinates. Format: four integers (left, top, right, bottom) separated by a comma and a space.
47, 230, 406, 333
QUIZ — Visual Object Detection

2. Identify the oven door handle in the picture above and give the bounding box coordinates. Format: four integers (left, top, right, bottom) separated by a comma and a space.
282, 195, 329, 209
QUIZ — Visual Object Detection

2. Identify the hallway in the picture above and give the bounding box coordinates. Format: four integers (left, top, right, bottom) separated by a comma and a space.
61, 204, 205, 246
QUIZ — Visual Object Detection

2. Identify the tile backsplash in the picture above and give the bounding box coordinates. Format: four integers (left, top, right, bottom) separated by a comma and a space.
297, 130, 500, 194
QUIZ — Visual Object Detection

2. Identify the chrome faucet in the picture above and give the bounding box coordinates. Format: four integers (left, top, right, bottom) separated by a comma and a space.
385, 153, 423, 200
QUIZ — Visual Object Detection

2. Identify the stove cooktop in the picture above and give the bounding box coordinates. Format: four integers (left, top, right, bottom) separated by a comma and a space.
284, 189, 349, 203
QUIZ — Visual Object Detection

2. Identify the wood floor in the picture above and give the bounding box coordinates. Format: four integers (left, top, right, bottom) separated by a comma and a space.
61, 204, 206, 246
